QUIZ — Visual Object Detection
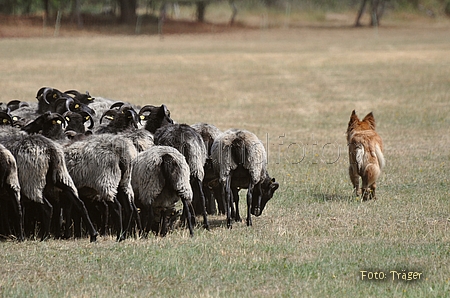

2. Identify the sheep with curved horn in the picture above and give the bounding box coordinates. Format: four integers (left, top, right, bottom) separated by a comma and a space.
0, 111, 98, 242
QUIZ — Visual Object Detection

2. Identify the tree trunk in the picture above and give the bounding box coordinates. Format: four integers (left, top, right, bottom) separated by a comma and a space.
118, 0, 137, 24
71, 0, 83, 28
229, 0, 238, 25
196, 1, 207, 23
43, 0, 50, 17
355, 0, 368, 27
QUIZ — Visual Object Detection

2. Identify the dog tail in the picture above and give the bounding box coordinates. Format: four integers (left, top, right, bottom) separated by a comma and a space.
365, 144, 384, 186
374, 144, 385, 169
355, 145, 365, 174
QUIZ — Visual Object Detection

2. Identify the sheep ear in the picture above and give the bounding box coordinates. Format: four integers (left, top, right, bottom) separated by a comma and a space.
271, 181, 279, 191
162, 104, 170, 117
362, 112, 376, 130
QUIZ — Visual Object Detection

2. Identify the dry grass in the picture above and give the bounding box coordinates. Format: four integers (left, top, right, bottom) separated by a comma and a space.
0, 17, 449, 297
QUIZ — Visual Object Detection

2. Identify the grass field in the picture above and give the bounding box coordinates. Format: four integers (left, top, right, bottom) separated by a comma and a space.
0, 19, 450, 297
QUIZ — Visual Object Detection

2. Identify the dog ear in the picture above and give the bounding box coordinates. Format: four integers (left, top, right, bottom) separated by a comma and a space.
362, 112, 376, 130
348, 110, 359, 126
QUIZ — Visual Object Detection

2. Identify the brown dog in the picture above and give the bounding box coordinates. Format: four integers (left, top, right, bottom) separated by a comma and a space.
347, 110, 385, 200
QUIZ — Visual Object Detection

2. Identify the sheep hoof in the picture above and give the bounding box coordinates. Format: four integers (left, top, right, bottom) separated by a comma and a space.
90, 233, 98, 243
246, 219, 252, 227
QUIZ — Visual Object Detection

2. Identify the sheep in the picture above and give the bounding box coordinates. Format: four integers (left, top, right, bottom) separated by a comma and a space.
96, 103, 140, 134
132, 145, 194, 236
153, 124, 209, 230
0, 144, 23, 241
139, 105, 209, 230
211, 129, 279, 229
0, 111, 98, 242
64, 133, 139, 241
20, 110, 140, 241
191, 122, 224, 215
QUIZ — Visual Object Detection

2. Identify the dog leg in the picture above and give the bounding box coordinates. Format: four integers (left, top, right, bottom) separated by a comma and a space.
348, 165, 361, 196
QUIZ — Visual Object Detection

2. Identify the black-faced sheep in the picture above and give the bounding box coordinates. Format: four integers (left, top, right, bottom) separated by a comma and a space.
139, 105, 209, 230
64, 134, 139, 241
191, 122, 224, 215
155, 124, 208, 229
211, 129, 279, 228
23, 110, 140, 240
0, 112, 98, 242
132, 145, 194, 236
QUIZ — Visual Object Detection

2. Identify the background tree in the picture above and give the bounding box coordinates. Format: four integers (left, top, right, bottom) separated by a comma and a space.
118, 0, 137, 23
355, 0, 387, 27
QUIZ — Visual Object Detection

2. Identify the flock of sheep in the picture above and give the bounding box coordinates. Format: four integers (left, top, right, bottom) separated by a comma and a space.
0, 87, 280, 242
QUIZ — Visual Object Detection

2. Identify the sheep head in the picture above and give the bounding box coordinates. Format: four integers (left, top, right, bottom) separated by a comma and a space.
36, 87, 64, 113
0, 111, 14, 126
64, 89, 95, 105
7, 100, 29, 112
99, 104, 140, 133
63, 111, 94, 133
139, 104, 173, 134
55, 96, 96, 116
251, 176, 279, 217
22, 112, 67, 140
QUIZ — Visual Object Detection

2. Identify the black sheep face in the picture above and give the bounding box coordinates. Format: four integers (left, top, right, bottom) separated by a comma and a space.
251, 177, 279, 217
64, 112, 93, 134
22, 112, 66, 140
140, 104, 174, 134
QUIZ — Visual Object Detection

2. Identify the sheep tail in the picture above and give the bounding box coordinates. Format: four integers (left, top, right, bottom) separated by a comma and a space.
162, 154, 192, 203
231, 137, 246, 165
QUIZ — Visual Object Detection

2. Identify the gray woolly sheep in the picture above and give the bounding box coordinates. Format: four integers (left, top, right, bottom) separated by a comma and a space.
211, 129, 279, 229
0, 144, 23, 241
0, 112, 98, 242
139, 105, 209, 230
154, 123, 209, 230
132, 145, 194, 236
64, 133, 139, 241
191, 122, 224, 215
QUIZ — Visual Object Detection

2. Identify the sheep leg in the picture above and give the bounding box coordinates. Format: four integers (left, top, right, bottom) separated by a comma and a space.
203, 185, 217, 215
7, 187, 24, 241
213, 185, 225, 215
116, 186, 140, 239
222, 177, 233, 229
139, 205, 150, 237
160, 209, 168, 237
246, 183, 255, 227
107, 198, 124, 242
129, 200, 142, 238
72, 208, 82, 238
39, 197, 53, 241
63, 201, 74, 239
194, 177, 209, 230
51, 199, 62, 239
0, 199, 11, 237
231, 187, 242, 222
181, 196, 194, 237
59, 187, 98, 242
